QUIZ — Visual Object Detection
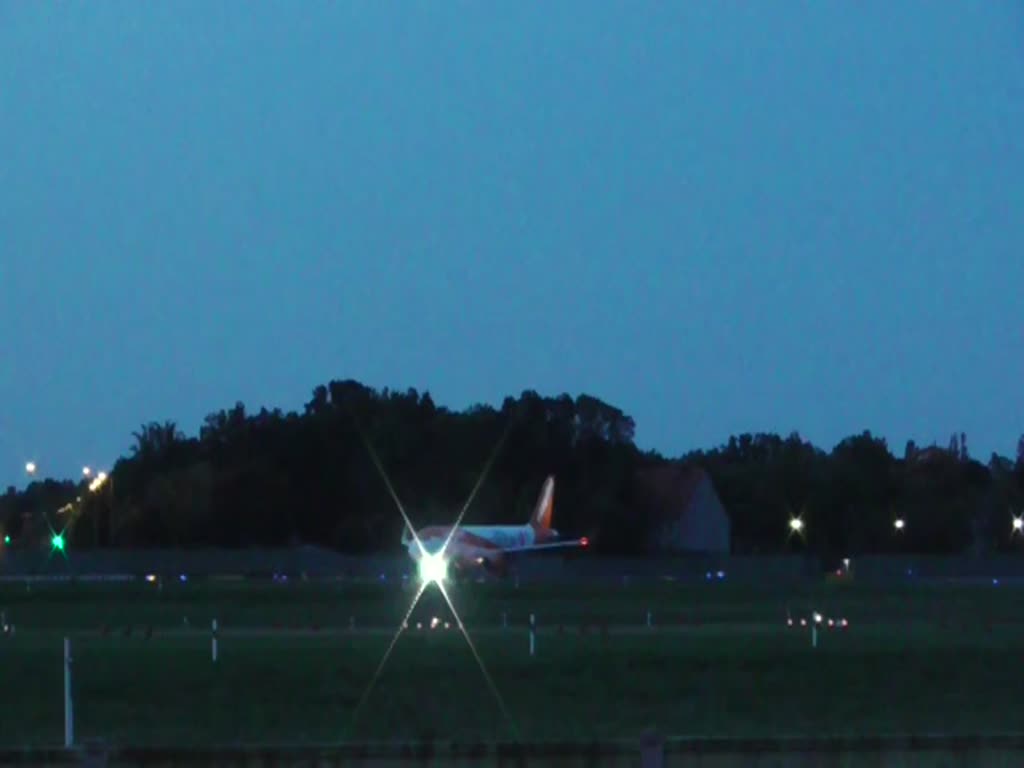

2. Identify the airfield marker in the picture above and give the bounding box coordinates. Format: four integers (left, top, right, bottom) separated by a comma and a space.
211, 619, 218, 663
529, 613, 536, 657
646, 609, 652, 629
63, 637, 73, 748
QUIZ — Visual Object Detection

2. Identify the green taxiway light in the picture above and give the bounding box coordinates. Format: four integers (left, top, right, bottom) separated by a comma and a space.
51, 533, 65, 552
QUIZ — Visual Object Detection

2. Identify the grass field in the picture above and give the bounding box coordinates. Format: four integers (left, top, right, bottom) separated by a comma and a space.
0, 577, 1022, 747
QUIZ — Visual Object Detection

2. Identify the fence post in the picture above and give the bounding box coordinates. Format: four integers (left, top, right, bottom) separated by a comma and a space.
64, 637, 74, 748
639, 728, 663, 768
528, 613, 536, 657
212, 619, 218, 662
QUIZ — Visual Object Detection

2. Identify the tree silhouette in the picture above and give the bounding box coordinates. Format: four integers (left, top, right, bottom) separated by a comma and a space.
1, 380, 1020, 557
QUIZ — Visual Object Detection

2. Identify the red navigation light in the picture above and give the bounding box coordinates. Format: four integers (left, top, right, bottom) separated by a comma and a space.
580, 536, 589, 548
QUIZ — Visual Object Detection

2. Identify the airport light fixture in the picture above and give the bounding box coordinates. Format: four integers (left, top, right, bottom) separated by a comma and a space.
45, 517, 70, 559
1013, 516, 1023, 534
88, 471, 109, 493
893, 518, 905, 531
788, 517, 804, 533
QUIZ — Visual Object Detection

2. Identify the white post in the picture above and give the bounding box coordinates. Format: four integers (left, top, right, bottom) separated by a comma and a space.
811, 623, 818, 649
529, 613, 536, 657
64, 637, 73, 748
212, 619, 218, 662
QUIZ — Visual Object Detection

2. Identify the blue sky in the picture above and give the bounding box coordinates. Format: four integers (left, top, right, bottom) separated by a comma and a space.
2, 1, 1022, 486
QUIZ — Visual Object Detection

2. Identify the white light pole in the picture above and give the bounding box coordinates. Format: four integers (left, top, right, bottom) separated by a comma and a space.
811, 612, 823, 648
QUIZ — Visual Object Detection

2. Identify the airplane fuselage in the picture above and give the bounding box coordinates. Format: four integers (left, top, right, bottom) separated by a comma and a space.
402, 475, 584, 579
407, 524, 552, 570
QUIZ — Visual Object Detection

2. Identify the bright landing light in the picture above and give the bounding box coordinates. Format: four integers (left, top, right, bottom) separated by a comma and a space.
418, 552, 448, 585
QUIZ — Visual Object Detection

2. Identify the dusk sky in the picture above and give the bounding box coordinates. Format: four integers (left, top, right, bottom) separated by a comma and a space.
2, 2, 1022, 488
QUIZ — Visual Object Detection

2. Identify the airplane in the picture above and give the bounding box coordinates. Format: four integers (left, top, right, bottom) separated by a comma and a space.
402, 475, 588, 581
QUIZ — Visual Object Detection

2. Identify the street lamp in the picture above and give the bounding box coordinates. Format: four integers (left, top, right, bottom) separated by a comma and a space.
788, 517, 804, 534
1013, 516, 1023, 535
88, 471, 109, 493
893, 518, 905, 532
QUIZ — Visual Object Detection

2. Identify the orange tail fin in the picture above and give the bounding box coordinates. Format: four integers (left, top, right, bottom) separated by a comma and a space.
530, 476, 555, 531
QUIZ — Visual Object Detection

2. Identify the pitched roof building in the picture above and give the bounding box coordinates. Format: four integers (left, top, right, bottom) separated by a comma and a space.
634, 464, 730, 554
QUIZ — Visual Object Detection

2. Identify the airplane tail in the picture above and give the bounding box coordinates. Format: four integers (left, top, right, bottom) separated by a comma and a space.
529, 476, 555, 532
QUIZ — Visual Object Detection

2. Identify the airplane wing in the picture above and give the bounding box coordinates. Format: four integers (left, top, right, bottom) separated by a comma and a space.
501, 537, 589, 555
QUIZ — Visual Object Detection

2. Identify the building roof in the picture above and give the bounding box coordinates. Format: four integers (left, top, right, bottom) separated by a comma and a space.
633, 463, 708, 523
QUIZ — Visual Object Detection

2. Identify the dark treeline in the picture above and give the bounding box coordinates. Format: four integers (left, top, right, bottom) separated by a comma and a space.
3, 379, 1024, 561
